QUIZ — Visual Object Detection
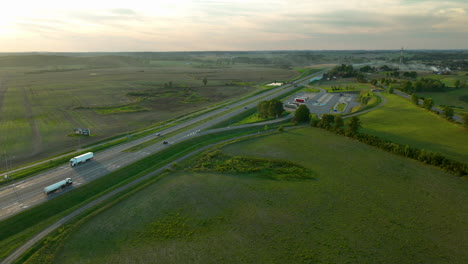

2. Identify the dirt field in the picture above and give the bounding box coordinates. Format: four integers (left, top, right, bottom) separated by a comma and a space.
0, 56, 297, 168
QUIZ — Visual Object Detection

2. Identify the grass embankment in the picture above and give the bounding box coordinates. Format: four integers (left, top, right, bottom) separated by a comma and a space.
34, 127, 468, 264
0, 125, 285, 262
335, 103, 346, 112
359, 93, 468, 162
302, 87, 321, 93
418, 88, 468, 115
350, 90, 382, 114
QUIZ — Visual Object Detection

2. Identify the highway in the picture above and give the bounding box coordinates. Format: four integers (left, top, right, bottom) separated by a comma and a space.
0, 70, 327, 221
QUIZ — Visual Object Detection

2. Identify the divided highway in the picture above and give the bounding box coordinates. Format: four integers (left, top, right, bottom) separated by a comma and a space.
0, 70, 327, 221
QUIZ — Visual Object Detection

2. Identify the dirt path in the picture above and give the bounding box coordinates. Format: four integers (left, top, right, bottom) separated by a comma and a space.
21, 87, 43, 155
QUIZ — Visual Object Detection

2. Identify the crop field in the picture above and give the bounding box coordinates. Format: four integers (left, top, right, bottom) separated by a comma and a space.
0, 55, 296, 167
359, 93, 468, 162
34, 127, 468, 264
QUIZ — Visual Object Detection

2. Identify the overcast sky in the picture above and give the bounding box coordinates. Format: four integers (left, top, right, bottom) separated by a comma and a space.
1, 0, 467, 52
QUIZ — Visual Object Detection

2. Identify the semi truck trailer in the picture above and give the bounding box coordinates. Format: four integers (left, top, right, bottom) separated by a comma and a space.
44, 178, 73, 195
70, 152, 94, 167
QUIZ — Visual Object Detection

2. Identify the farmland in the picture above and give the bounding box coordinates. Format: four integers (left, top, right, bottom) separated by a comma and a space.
0, 54, 297, 167
29, 127, 468, 264
359, 93, 468, 162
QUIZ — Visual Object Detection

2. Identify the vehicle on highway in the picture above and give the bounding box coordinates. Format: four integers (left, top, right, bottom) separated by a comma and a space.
163, 140, 168, 144
44, 178, 73, 195
70, 152, 94, 167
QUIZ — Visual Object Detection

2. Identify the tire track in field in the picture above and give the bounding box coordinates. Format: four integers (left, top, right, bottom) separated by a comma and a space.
0, 78, 8, 122
21, 86, 43, 155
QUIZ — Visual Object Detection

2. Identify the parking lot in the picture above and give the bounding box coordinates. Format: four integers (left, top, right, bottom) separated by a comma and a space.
284, 88, 359, 116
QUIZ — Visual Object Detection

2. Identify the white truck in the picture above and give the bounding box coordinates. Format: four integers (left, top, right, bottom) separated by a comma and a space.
70, 152, 94, 167
44, 178, 73, 195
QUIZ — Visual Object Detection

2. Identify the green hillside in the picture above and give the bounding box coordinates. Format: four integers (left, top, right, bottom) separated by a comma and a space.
27, 127, 468, 264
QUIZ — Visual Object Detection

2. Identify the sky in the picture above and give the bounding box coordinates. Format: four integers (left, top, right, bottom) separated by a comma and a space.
0, 0, 467, 52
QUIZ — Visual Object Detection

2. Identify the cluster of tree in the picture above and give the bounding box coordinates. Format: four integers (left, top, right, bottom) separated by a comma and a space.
410, 93, 434, 109
325, 64, 357, 78
307, 114, 468, 176
387, 71, 400, 78
310, 115, 360, 136
454, 80, 467, 89
402, 71, 418, 78
359, 65, 375, 72
442, 106, 454, 120
257, 99, 284, 118
294, 105, 310, 123
399, 78, 447, 94
378, 77, 396, 87
356, 73, 367, 83
359, 64, 396, 73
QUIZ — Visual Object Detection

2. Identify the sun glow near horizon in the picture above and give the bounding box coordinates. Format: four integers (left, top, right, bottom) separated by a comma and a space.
1, 0, 467, 51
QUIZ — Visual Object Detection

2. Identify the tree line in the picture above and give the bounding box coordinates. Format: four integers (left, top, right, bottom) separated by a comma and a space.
304, 114, 467, 176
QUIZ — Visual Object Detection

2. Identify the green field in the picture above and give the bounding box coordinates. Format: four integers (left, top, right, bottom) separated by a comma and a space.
422, 72, 468, 87
31, 127, 468, 264
0, 55, 297, 167
359, 93, 468, 162
418, 88, 468, 115
315, 78, 375, 92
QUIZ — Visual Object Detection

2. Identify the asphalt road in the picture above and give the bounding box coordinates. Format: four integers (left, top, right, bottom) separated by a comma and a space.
0, 70, 327, 221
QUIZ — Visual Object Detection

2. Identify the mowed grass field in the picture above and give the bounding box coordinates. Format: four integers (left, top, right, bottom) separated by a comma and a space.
418, 72, 468, 115
0, 55, 296, 167
40, 128, 468, 264
315, 78, 375, 92
418, 88, 468, 115
359, 93, 468, 162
